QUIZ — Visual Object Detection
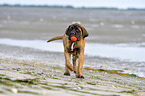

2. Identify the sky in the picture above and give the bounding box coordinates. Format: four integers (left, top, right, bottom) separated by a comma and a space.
0, 0, 145, 9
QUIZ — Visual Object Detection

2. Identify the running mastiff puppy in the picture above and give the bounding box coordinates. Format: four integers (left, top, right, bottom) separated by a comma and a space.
47, 23, 88, 78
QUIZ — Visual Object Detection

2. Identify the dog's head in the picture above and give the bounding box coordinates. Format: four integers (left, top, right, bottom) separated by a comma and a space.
65, 23, 88, 41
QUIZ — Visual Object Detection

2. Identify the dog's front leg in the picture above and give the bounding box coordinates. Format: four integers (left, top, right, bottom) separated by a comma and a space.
76, 51, 85, 78
64, 51, 73, 76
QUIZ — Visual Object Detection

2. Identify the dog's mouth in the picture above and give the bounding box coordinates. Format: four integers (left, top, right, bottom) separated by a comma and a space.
70, 36, 77, 41
69, 35, 79, 42
68, 30, 80, 41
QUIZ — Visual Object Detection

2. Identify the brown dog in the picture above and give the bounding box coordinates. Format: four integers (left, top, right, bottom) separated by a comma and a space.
47, 23, 88, 78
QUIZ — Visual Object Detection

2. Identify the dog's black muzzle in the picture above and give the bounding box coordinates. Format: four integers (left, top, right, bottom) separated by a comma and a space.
68, 29, 80, 41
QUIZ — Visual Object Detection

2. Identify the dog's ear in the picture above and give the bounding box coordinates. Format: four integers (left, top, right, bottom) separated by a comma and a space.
81, 27, 89, 39
65, 26, 70, 36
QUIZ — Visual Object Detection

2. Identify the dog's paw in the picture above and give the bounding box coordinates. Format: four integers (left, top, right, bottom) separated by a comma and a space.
74, 71, 76, 74
64, 73, 70, 76
76, 75, 84, 79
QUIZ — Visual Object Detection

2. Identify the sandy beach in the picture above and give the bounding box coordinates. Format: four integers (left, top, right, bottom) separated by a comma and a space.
0, 7, 145, 96
0, 56, 145, 96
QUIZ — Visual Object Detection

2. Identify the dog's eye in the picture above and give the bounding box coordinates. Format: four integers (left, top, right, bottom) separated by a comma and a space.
69, 27, 73, 31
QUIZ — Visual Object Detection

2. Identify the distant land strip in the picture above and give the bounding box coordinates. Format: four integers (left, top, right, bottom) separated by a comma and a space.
0, 4, 145, 10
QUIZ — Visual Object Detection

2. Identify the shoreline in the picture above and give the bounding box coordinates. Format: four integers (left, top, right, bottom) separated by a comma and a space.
0, 40, 145, 78
0, 56, 145, 96
1, 38, 145, 62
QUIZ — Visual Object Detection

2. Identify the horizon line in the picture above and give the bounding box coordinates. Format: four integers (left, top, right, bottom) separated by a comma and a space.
0, 4, 145, 10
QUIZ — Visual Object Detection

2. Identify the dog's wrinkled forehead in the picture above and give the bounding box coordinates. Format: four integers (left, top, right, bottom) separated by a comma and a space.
69, 25, 81, 32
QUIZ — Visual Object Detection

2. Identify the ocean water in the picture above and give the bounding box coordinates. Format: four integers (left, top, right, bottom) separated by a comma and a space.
0, 38, 145, 62
0, 7, 145, 77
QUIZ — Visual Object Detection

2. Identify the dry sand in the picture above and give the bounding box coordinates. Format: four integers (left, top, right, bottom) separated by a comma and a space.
0, 56, 145, 96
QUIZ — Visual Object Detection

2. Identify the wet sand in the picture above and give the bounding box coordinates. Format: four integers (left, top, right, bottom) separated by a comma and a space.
0, 56, 145, 96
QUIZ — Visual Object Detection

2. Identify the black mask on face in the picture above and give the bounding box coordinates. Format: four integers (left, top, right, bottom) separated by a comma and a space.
66, 27, 81, 41
65, 23, 89, 41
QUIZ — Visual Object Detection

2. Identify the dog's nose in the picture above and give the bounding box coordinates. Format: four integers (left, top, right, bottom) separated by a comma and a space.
70, 30, 76, 35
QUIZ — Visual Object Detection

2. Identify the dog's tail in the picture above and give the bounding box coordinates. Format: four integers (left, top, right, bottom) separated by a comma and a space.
47, 36, 63, 42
